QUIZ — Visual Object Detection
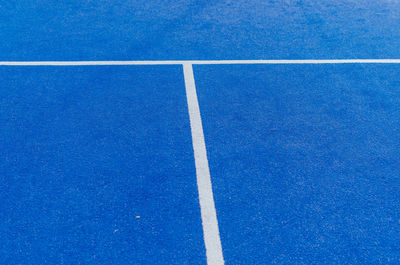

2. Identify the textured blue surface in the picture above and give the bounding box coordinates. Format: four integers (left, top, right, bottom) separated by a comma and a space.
1, 1, 400, 60
0, 66, 206, 264
195, 64, 400, 264
2, 1, 400, 264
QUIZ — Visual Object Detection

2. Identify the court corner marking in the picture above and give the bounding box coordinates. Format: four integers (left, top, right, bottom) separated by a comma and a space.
183, 63, 225, 265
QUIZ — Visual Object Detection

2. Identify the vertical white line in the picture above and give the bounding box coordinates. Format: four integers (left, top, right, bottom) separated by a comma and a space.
183, 63, 225, 265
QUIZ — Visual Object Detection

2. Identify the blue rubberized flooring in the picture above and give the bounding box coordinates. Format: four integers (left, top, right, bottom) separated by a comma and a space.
2, 0, 400, 60
1, 1, 400, 264
195, 64, 400, 264
0, 66, 205, 264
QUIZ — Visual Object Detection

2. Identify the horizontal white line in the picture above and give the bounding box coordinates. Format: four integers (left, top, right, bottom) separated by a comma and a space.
0, 59, 400, 66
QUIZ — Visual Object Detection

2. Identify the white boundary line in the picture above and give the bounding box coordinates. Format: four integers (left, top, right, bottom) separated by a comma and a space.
0, 59, 400, 65
183, 63, 224, 265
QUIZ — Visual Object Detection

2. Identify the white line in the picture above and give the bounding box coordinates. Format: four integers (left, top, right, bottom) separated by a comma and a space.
183, 63, 224, 265
1, 59, 400, 65
190, 59, 400, 64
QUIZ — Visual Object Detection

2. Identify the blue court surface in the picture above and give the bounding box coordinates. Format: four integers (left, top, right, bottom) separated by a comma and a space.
1, 1, 400, 265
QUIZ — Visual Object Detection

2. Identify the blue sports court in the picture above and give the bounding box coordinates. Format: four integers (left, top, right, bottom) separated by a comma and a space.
1, 1, 400, 264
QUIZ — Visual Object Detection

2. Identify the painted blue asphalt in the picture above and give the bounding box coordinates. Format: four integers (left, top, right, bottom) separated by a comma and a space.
1, 1, 400, 60
2, 1, 400, 264
195, 64, 400, 264
0, 66, 206, 264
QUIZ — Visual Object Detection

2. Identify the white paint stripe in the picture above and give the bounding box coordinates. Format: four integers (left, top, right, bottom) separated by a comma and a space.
190, 59, 400, 64
1, 59, 400, 66
183, 63, 224, 265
